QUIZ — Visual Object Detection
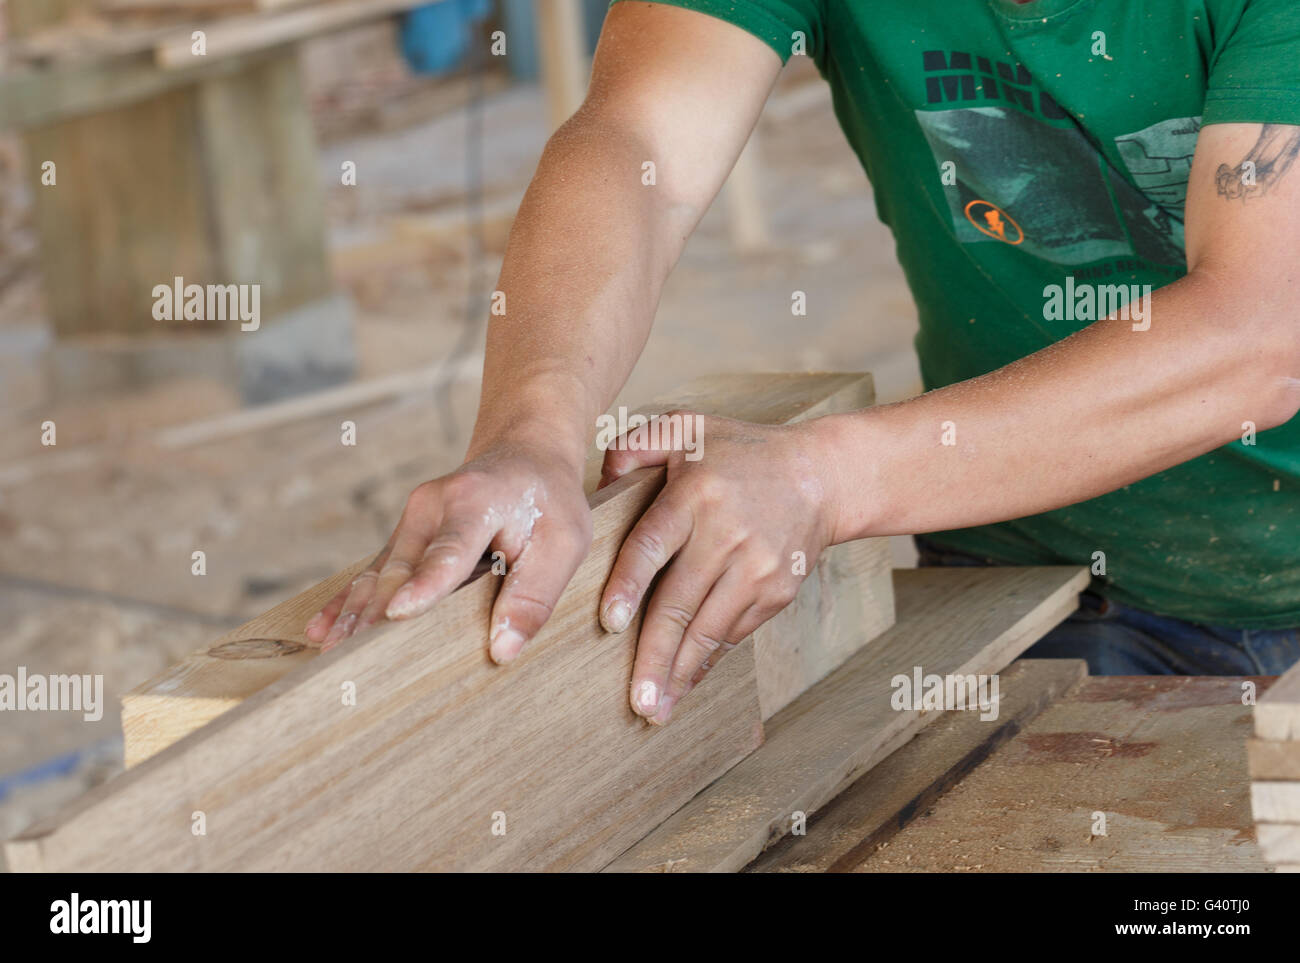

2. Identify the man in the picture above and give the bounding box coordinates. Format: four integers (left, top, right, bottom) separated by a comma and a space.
307, 0, 1300, 722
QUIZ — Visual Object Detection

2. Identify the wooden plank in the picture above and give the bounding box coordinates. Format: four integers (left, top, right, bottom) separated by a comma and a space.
535, 0, 587, 133
723, 135, 769, 251
0, 45, 284, 131
7, 373, 876, 871
5, 464, 754, 871
1247, 739, 1300, 781
752, 535, 892, 720
854, 676, 1270, 873
123, 371, 886, 765
1250, 782, 1300, 824
193, 46, 332, 320
1255, 659, 1300, 741
604, 564, 1090, 873
24, 86, 221, 338
1256, 823, 1300, 865
154, 0, 433, 68
101, 0, 300, 15
748, 659, 1087, 873
6, 0, 97, 37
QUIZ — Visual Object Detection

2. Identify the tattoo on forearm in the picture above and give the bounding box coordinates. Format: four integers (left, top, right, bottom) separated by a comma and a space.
1215, 124, 1300, 201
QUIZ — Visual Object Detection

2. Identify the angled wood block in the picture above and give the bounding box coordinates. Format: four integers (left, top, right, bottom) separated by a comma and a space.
123, 371, 890, 765
1247, 739, 1300, 781
604, 564, 1090, 873
1255, 659, 1300, 741
1250, 782, 1300, 825
1256, 823, 1300, 866
8, 372, 885, 871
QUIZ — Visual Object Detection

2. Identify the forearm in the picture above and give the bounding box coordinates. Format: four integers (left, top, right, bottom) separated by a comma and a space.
467, 109, 695, 476
825, 268, 1300, 541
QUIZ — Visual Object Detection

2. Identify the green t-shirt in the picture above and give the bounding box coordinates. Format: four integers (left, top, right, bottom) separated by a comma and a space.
619, 0, 1300, 628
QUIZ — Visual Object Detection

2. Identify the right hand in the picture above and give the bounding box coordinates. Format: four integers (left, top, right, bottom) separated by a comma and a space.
304, 442, 593, 663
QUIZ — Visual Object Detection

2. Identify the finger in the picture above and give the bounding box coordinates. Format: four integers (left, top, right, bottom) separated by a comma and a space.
305, 586, 348, 644
356, 524, 440, 630
321, 549, 391, 649
628, 539, 719, 720
599, 412, 677, 486
655, 580, 770, 725
655, 574, 774, 722
488, 520, 588, 664
306, 549, 388, 643
386, 506, 497, 621
599, 490, 694, 634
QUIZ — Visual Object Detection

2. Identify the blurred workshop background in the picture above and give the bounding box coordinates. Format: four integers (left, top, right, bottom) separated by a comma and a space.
0, 0, 920, 836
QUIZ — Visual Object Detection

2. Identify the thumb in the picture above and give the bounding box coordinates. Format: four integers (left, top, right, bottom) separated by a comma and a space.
600, 411, 692, 485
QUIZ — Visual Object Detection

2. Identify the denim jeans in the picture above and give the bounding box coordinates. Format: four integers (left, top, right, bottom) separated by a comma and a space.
913, 536, 1300, 676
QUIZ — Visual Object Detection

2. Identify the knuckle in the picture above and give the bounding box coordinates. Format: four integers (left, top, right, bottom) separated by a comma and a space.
741, 549, 781, 581
548, 520, 591, 558
638, 647, 675, 674
405, 481, 439, 511
686, 472, 727, 506
685, 631, 725, 659
442, 469, 491, 503
500, 589, 556, 627
757, 588, 797, 620
425, 529, 468, 555
377, 559, 413, 580
653, 600, 695, 632
630, 528, 670, 567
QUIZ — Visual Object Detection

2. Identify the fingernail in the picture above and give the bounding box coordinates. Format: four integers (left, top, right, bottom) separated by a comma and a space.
633, 680, 659, 715
305, 612, 325, 640
386, 585, 422, 620
650, 694, 676, 726
489, 626, 526, 664
602, 598, 632, 633
325, 612, 357, 647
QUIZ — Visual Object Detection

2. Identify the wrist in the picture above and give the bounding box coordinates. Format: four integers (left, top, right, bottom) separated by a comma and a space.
808, 408, 894, 544
467, 380, 594, 481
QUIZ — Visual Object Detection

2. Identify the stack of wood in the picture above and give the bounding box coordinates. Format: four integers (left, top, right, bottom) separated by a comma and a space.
1250, 660, 1300, 871
3, 0, 439, 72
1, 373, 1089, 872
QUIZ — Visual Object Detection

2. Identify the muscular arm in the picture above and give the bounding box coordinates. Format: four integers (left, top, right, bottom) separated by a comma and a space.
467, 2, 781, 471
590, 121, 1300, 725
306, 3, 782, 653
823, 122, 1300, 542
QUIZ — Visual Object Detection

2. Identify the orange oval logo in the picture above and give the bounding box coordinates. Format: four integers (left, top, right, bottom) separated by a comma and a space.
964, 199, 1024, 245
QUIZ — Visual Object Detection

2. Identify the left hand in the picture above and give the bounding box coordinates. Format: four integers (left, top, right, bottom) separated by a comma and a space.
597, 411, 838, 724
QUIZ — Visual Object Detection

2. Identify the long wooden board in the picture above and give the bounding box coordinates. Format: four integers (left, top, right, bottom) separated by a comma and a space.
122, 372, 889, 765
6, 373, 885, 871
154, 0, 433, 68
747, 659, 1087, 873
604, 564, 1090, 872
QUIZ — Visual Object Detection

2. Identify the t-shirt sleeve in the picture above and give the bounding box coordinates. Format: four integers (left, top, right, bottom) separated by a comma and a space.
1203, 0, 1300, 125
610, 0, 824, 65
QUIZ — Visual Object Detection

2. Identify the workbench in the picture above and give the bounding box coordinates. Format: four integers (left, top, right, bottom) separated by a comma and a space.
752, 664, 1268, 873
4, 370, 1285, 874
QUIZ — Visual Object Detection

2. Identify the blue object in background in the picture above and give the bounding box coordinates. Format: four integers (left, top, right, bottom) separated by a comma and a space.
400, 0, 493, 75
